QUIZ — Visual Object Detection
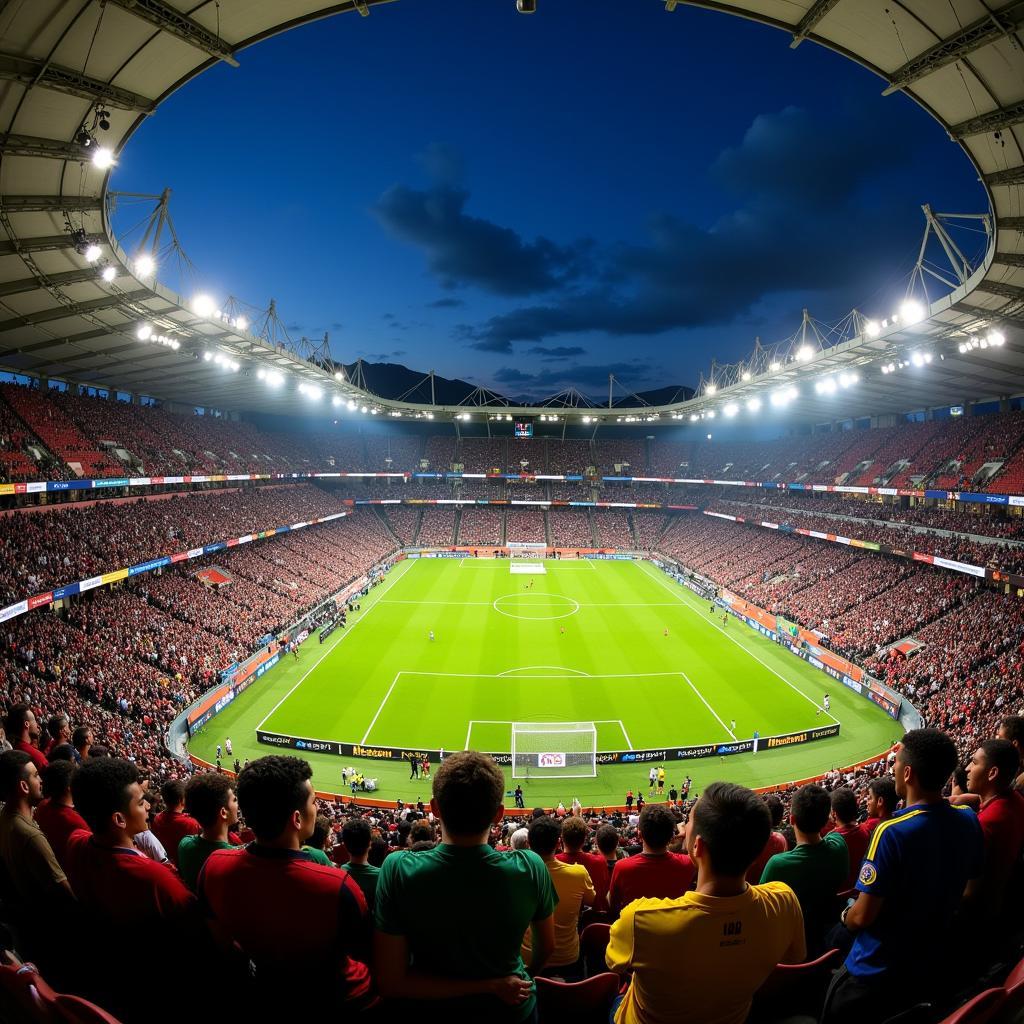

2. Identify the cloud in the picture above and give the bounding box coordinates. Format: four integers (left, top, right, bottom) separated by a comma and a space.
492, 360, 656, 395
372, 182, 591, 296
428, 297, 464, 309
458, 106, 920, 350
528, 345, 586, 361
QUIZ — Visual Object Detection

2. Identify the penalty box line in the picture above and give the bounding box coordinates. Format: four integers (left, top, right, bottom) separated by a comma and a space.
465, 719, 634, 752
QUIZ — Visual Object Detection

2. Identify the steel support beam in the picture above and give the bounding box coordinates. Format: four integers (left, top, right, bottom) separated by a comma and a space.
950, 100, 1024, 139
14, 328, 115, 355
0, 289, 152, 333
953, 301, 1024, 326
0, 132, 95, 162
0, 53, 156, 112
0, 268, 101, 298
790, 0, 843, 47
998, 218, 1024, 232
105, 0, 239, 67
986, 166, 1024, 187
994, 252, 1024, 268
0, 196, 102, 213
0, 234, 101, 257
882, 2, 1024, 95
978, 280, 1024, 301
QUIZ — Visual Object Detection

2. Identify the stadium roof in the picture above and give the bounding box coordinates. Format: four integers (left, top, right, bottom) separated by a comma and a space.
0, 0, 1022, 426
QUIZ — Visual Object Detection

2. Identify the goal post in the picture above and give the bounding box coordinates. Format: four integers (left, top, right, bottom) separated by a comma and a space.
511, 722, 598, 779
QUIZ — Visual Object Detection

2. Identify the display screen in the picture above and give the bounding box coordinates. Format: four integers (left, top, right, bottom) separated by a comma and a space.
514, 421, 533, 438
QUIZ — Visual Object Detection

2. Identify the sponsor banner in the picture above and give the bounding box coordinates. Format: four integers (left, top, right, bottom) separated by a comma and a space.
1010, 496, 1024, 508
187, 547, 205, 559
0, 483, 14, 495
0, 600, 28, 623
957, 491, 1008, 506
94, 478, 129, 488
128, 556, 170, 577
129, 477, 152, 486
204, 542, 227, 554
26, 481, 47, 493
764, 724, 840, 749
51, 584, 79, 601
101, 568, 128, 584
27, 593, 53, 610
79, 575, 103, 592
932, 555, 986, 578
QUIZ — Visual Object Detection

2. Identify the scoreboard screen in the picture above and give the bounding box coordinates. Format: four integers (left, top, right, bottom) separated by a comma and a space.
514, 421, 533, 438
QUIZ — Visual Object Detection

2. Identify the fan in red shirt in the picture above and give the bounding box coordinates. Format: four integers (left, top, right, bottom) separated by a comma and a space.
556, 815, 610, 912
5, 703, 48, 772
199, 755, 373, 1014
151, 778, 200, 866
861, 777, 898, 840
967, 739, 1024, 924
746, 794, 788, 884
65, 758, 212, 1023
608, 805, 695, 917
34, 759, 88, 870
830, 787, 869, 891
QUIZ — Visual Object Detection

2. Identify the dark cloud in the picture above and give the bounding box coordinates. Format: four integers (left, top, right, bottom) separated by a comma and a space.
528, 345, 586, 361
372, 183, 591, 297
492, 360, 655, 396
455, 106, 922, 350
428, 297, 464, 309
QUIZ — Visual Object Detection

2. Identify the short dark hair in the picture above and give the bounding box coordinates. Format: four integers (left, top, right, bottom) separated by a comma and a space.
236, 756, 313, 841
595, 823, 618, 855
341, 817, 372, 857
4, 703, 32, 740
638, 804, 676, 850
41, 758, 76, 801
528, 815, 562, 857
1000, 716, 1024, 749
431, 751, 504, 837
692, 781, 771, 876
47, 743, 76, 763
409, 820, 434, 844
309, 814, 332, 850
160, 779, 185, 809
0, 749, 31, 799
184, 772, 234, 828
982, 739, 1020, 791
867, 776, 897, 813
71, 725, 93, 750
764, 794, 784, 828
900, 728, 958, 793
560, 815, 588, 851
831, 787, 859, 825
46, 715, 68, 741
790, 784, 832, 834
72, 758, 140, 834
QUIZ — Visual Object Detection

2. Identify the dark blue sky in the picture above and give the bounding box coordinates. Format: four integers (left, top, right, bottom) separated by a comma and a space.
110, 0, 986, 399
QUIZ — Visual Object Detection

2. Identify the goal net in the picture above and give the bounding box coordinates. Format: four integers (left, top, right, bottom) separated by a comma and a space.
509, 542, 547, 559
511, 722, 597, 779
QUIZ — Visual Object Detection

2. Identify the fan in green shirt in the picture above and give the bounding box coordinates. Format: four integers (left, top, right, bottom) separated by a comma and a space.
760, 784, 849, 955
340, 816, 380, 911
178, 771, 239, 892
373, 752, 556, 1022
301, 814, 337, 867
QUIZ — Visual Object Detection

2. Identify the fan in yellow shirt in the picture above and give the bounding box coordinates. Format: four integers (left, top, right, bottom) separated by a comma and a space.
606, 782, 805, 1024
521, 815, 595, 973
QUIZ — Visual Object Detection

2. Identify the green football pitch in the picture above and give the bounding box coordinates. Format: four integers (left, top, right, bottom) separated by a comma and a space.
187, 557, 899, 806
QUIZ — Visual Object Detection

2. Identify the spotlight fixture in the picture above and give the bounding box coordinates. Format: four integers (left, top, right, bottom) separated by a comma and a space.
747, 397, 762, 412
705, 383, 717, 396
83, 244, 102, 263
741, 371, 751, 382
91, 147, 115, 170
134, 254, 155, 278
899, 299, 925, 326
191, 294, 216, 318
517, 0, 536, 11
864, 320, 880, 338
795, 345, 814, 362
101, 266, 116, 282
96, 108, 111, 132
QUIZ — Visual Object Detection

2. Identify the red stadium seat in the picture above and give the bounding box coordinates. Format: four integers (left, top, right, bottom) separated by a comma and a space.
750, 948, 841, 1022
580, 922, 611, 977
936, 989, 1006, 1024
47, 994, 126, 1024
535, 972, 620, 1023
0, 956, 58, 1023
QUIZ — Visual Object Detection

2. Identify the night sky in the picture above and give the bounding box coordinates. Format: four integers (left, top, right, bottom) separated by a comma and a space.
110, 0, 986, 401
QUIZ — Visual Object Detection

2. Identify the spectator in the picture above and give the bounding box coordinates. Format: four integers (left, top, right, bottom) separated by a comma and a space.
596, 822, 620, 874
199, 756, 372, 1012
760, 784, 848, 955
302, 813, 336, 866
556, 814, 610, 912
0, 750, 73, 960
830, 788, 869, 891
745, 794, 787, 884
521, 815, 595, 977
373, 750, 556, 1022
34, 758, 88, 870
997, 716, 1024, 793
609, 804, 695, 917
177, 771, 238, 892
43, 714, 70, 757
341, 816, 379, 912
72, 725, 93, 765
5, 703, 47, 771
966, 738, 1024, 924
824, 729, 984, 1023
862, 777, 897, 839
150, 778, 200, 867
606, 782, 805, 1024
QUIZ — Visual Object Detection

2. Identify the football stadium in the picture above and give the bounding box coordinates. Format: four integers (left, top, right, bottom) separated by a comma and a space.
1, 1, 1024, 1022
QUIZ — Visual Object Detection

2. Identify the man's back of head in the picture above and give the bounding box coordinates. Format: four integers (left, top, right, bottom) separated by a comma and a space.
560, 814, 588, 853
638, 804, 676, 853
160, 779, 185, 813
790, 785, 831, 838
432, 751, 504, 840
689, 781, 771, 878
830, 787, 859, 827
896, 728, 958, 800
527, 815, 561, 859
764, 794, 784, 829
596, 823, 618, 858
236, 755, 315, 846
341, 817, 372, 860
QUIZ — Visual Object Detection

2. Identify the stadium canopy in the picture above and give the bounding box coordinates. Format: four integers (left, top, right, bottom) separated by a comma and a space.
0, 0, 1022, 426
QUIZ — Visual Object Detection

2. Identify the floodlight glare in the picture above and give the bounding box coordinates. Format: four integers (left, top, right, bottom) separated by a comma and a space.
741, 371, 751, 382
306, 386, 322, 400
689, 413, 699, 422
747, 397, 762, 412
724, 402, 739, 418
332, 396, 342, 407
203, 351, 212, 362
769, 361, 781, 372
136, 324, 152, 341
796, 345, 813, 362
84, 244, 102, 263
989, 330, 1006, 347
91, 147, 115, 170
864, 320, 880, 338
134, 254, 155, 278
235, 316, 248, 331
705, 383, 717, 396
911, 352, 924, 367
192, 294, 216, 318
101, 266, 116, 282
899, 300, 925, 325
347, 400, 356, 410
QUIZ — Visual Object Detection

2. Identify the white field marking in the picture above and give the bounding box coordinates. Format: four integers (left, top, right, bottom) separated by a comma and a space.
636, 560, 838, 722
497, 665, 590, 676
360, 672, 403, 745
617, 719, 635, 750
397, 670, 685, 679
255, 557, 417, 733
677, 669, 737, 740
493, 594, 580, 621
459, 557, 596, 570
379, 598, 679, 607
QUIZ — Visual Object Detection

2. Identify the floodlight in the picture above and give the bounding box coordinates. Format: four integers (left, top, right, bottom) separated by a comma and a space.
101, 266, 116, 282
689, 413, 699, 422
747, 397, 762, 412
307, 386, 322, 400
332, 396, 342, 407
203, 352, 212, 362
864, 320, 880, 338
796, 345, 813, 362
724, 402, 739, 418
705, 383, 717, 396
191, 294, 216, 318
911, 352, 924, 367
136, 324, 152, 341
899, 300, 925, 325
134, 254, 155, 278
91, 147, 115, 170
84, 244, 102, 263
706, 410, 716, 419
235, 316, 248, 331
347, 400, 356, 410
989, 330, 1006, 347
741, 371, 751, 382
335, 371, 345, 381
769, 361, 781, 372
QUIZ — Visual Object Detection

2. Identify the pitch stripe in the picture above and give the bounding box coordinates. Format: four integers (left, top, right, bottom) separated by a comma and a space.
361, 672, 403, 745
678, 669, 737, 740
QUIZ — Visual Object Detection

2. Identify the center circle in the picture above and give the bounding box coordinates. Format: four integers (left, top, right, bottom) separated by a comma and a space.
492, 593, 581, 621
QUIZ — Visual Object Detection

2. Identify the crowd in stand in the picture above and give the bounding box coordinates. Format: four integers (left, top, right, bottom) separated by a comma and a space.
594, 511, 633, 549
548, 508, 594, 548
458, 507, 504, 545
